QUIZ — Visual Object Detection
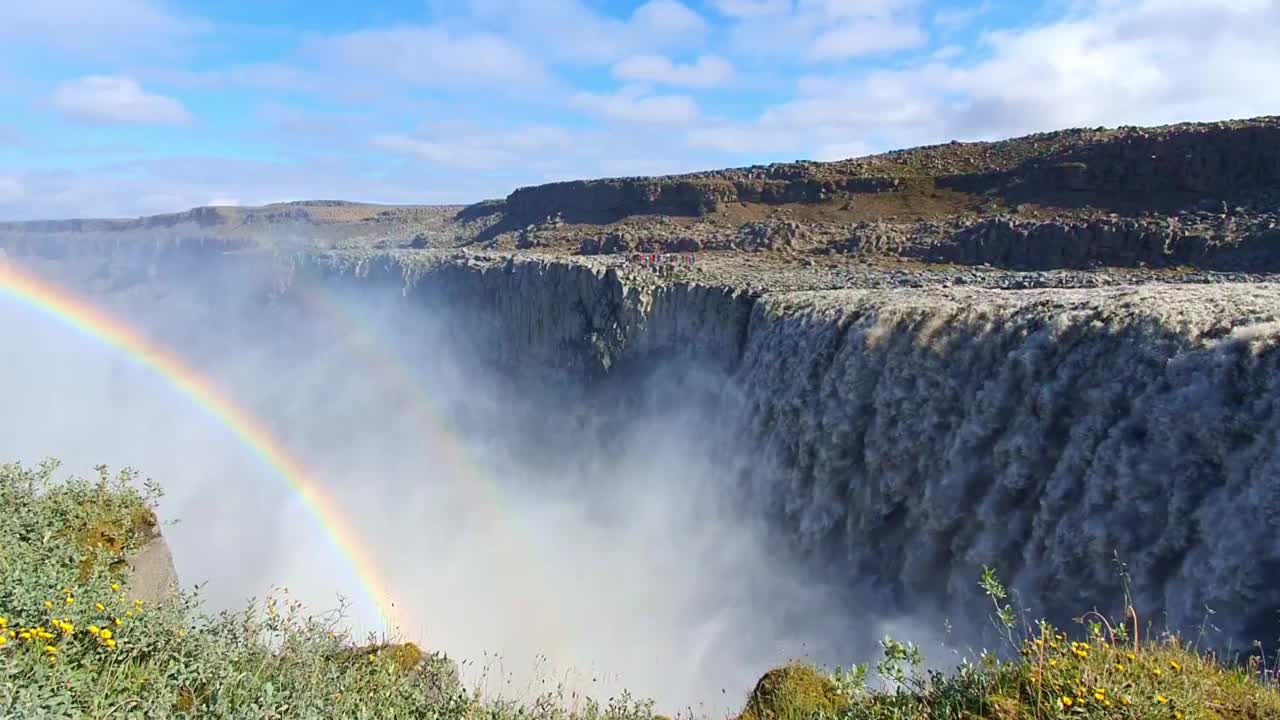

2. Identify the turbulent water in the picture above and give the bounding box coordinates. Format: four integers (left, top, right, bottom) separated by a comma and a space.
736, 285, 1280, 645
3, 250, 1280, 710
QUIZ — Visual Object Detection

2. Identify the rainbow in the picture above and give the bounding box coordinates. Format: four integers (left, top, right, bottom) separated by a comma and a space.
0, 259, 402, 631
275, 264, 569, 655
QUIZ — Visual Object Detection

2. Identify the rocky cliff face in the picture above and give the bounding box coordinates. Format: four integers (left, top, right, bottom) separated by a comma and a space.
500, 117, 1280, 224
734, 285, 1280, 642
264, 254, 1280, 647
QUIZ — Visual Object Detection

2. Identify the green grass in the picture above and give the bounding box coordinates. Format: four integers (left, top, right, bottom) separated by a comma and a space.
2, 459, 1278, 719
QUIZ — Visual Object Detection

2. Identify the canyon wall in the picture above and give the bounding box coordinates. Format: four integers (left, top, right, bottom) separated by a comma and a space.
7, 245, 1280, 650
282, 254, 1280, 645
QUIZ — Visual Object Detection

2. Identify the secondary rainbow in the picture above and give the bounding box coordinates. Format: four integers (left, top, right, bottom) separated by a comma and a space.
0, 259, 402, 630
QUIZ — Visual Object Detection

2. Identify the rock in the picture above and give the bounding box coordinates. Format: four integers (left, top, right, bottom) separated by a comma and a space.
124, 533, 180, 607
737, 663, 849, 720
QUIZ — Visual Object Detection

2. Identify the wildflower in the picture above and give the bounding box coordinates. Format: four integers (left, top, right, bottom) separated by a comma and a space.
100, 629, 112, 640
126, 611, 133, 618
1127, 652, 1136, 661
0, 635, 7, 647
111, 583, 120, 592
1170, 660, 1182, 671
177, 630, 187, 638
105, 639, 117, 649
0, 616, 7, 628
134, 599, 144, 608
1153, 668, 1163, 677
64, 596, 74, 605
1115, 664, 1126, 671
88, 626, 101, 635
95, 603, 105, 612
1060, 697, 1074, 708
1156, 695, 1169, 704
44, 645, 57, 654
18, 631, 31, 641
1049, 659, 1058, 667
368, 654, 376, 663
114, 617, 123, 626
43, 601, 53, 609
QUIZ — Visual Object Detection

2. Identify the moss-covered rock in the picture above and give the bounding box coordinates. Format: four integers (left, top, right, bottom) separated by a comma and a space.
738, 662, 849, 720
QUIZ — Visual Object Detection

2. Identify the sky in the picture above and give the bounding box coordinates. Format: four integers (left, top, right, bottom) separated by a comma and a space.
0, 0, 1277, 220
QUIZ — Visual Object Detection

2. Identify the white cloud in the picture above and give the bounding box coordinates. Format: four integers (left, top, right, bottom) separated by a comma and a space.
0, 177, 25, 205
933, 1, 993, 29
710, 0, 791, 18
571, 87, 701, 126
303, 27, 550, 91
1, 0, 207, 58
631, 0, 709, 35
371, 125, 578, 171
463, 0, 708, 64
147, 63, 318, 93
51, 76, 194, 126
724, 0, 927, 61
810, 17, 927, 59
613, 54, 734, 88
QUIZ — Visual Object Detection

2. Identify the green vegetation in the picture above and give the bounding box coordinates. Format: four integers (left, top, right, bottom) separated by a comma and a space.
3, 459, 1278, 719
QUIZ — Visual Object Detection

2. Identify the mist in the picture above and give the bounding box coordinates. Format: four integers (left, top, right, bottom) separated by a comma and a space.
0, 255, 950, 715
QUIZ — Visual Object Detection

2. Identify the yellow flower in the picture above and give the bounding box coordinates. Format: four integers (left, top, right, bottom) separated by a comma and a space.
44, 645, 57, 654
1121, 696, 1131, 706
368, 654, 376, 663
134, 599, 144, 607
0, 616, 7, 628
1127, 652, 1136, 660
105, 638, 117, 649
1048, 659, 1058, 667
18, 631, 31, 641
114, 617, 123, 626
0, 635, 7, 647
100, 629, 113, 640
1156, 694, 1169, 704
1153, 668, 1163, 677
64, 597, 74, 605
1060, 697, 1073, 708
88, 626, 101, 635
43, 601, 53, 609
1170, 660, 1181, 671
1115, 664, 1126, 671
95, 603, 106, 612
111, 583, 120, 592
126, 611, 134, 618
177, 629, 187, 638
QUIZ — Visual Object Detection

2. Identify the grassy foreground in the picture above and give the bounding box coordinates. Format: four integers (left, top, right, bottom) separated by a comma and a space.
2, 460, 1278, 719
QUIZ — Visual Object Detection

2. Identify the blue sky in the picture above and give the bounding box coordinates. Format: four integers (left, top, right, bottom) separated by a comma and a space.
0, 0, 1276, 219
